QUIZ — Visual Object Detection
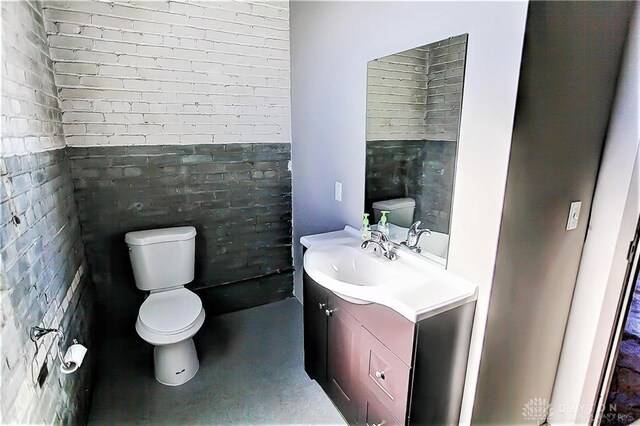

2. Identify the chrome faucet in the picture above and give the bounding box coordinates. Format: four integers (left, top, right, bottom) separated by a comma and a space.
401, 221, 431, 253
361, 230, 399, 261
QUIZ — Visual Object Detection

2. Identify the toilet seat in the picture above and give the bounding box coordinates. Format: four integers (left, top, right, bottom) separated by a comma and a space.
139, 288, 202, 334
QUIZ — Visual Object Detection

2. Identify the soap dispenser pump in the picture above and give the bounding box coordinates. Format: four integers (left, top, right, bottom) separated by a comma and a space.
361, 213, 371, 240
378, 210, 390, 237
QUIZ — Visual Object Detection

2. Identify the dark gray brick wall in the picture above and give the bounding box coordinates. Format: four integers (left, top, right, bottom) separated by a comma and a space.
0, 149, 94, 424
66, 144, 293, 333
366, 140, 456, 233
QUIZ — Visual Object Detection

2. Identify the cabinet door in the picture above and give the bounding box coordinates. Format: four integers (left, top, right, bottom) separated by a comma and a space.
303, 273, 328, 385
362, 391, 402, 426
327, 298, 361, 423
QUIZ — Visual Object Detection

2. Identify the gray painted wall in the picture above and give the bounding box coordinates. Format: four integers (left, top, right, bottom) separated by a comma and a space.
66, 144, 292, 334
472, 2, 634, 423
1, 1, 94, 423
550, 10, 640, 420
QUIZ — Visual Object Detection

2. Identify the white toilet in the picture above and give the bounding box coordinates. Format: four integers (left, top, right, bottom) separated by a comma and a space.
372, 197, 416, 228
125, 226, 205, 386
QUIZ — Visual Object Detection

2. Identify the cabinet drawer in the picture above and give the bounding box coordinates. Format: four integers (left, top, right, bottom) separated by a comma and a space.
335, 297, 415, 366
360, 328, 411, 421
362, 390, 402, 426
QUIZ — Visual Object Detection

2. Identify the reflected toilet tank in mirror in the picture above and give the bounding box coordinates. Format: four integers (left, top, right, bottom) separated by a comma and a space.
365, 34, 468, 264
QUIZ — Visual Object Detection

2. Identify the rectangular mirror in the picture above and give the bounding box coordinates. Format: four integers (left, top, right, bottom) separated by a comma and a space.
365, 34, 468, 266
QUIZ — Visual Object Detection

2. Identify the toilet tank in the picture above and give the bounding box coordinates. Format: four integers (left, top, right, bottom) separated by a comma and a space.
125, 226, 196, 291
372, 198, 416, 228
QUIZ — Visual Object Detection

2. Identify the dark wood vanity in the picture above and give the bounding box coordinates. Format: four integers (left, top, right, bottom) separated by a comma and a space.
303, 272, 475, 425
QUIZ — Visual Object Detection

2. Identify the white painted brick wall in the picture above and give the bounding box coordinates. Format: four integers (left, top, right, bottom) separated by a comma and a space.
366, 47, 429, 141
366, 36, 467, 142
1, 0, 66, 156
42, 0, 291, 146
424, 35, 467, 142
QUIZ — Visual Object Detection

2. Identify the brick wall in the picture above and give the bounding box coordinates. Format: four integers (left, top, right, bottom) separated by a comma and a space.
1, 3, 93, 422
0, 151, 93, 425
66, 144, 292, 333
1, 0, 66, 155
41, 0, 291, 146
365, 140, 423, 212
425, 34, 467, 142
36, 1, 295, 330
365, 140, 456, 233
365, 35, 466, 234
1, 2, 94, 423
2, 1, 292, 421
366, 35, 467, 142
366, 47, 428, 141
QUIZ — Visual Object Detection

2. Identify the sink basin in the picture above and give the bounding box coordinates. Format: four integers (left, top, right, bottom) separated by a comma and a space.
308, 245, 401, 287
303, 237, 478, 322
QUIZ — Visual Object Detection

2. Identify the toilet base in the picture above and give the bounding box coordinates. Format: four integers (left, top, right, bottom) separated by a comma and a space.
153, 338, 199, 386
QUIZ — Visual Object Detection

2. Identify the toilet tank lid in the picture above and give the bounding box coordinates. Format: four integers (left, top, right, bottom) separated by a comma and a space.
372, 198, 416, 211
125, 226, 196, 246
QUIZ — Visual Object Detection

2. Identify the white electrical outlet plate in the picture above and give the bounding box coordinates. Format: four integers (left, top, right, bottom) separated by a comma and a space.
334, 181, 342, 202
566, 201, 581, 230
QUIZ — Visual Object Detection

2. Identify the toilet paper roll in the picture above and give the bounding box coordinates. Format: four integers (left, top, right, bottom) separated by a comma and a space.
60, 343, 88, 374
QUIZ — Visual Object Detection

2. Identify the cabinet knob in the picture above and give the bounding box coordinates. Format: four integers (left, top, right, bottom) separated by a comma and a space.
318, 302, 326, 310
375, 370, 385, 380
325, 309, 333, 317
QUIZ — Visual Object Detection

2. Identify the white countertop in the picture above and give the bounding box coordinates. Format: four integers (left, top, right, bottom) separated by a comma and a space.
300, 226, 361, 248
301, 227, 478, 323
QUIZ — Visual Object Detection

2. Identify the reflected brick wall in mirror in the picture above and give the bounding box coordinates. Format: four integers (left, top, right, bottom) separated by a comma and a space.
365, 140, 455, 233
365, 34, 467, 239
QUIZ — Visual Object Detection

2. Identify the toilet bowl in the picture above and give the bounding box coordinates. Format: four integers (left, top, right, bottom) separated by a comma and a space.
126, 226, 205, 386
135, 287, 205, 385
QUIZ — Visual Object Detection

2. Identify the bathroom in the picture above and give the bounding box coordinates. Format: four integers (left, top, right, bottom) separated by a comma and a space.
1, 0, 638, 424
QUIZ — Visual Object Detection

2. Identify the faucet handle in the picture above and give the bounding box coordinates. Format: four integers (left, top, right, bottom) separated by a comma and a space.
370, 229, 388, 243
404, 221, 431, 251
409, 221, 431, 236
408, 221, 423, 235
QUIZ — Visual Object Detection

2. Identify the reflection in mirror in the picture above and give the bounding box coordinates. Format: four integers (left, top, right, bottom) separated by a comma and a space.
365, 34, 468, 266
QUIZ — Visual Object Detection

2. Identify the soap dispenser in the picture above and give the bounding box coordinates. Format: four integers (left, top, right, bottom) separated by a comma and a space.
378, 210, 390, 237
361, 213, 371, 240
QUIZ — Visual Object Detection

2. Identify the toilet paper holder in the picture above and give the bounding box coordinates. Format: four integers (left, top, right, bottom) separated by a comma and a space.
29, 326, 87, 374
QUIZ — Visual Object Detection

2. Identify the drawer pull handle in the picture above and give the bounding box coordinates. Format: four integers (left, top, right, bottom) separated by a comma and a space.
367, 422, 385, 426
325, 309, 334, 317
375, 370, 386, 380
318, 302, 326, 310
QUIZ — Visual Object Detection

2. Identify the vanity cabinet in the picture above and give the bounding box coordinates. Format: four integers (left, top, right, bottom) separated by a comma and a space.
303, 272, 475, 425
303, 275, 328, 384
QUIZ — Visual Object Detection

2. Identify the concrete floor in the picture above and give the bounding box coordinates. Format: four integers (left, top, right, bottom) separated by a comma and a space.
88, 298, 346, 425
